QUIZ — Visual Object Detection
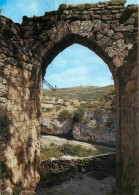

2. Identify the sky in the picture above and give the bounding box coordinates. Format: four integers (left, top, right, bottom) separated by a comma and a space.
0, 0, 138, 88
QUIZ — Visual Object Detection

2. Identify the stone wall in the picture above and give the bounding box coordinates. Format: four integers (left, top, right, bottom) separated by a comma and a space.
0, 16, 41, 194
39, 153, 116, 186
0, 0, 138, 194
40, 153, 116, 175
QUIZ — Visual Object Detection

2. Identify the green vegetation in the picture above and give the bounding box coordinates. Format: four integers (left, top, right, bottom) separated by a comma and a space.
58, 107, 86, 123
73, 107, 85, 122
40, 144, 111, 161
45, 107, 53, 112
42, 86, 116, 114
42, 85, 114, 101
58, 110, 72, 121
80, 102, 92, 108
105, 121, 113, 128
90, 88, 116, 113
56, 105, 62, 111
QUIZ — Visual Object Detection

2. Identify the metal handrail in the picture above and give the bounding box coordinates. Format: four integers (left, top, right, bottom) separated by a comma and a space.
43, 79, 56, 91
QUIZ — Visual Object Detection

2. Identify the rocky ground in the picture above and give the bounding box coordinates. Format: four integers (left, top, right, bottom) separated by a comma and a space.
36, 173, 116, 195
38, 136, 116, 195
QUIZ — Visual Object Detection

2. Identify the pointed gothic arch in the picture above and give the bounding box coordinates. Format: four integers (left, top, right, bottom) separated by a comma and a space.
0, 1, 138, 194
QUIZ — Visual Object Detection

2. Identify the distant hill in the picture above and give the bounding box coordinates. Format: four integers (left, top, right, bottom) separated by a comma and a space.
42, 85, 114, 101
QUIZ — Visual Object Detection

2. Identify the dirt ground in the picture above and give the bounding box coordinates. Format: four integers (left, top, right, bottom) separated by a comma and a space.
37, 135, 117, 195
36, 172, 116, 195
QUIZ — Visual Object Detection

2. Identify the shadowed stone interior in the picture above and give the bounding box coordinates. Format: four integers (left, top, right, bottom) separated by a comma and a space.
0, 0, 138, 194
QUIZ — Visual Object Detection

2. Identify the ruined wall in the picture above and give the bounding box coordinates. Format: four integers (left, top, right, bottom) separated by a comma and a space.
0, 0, 138, 194
39, 153, 116, 185
0, 17, 41, 194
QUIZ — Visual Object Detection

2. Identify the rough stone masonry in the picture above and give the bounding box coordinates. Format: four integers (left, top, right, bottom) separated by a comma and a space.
0, 0, 138, 194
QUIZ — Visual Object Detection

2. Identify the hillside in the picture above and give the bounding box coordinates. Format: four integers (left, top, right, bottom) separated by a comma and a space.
42, 85, 114, 101
41, 85, 116, 146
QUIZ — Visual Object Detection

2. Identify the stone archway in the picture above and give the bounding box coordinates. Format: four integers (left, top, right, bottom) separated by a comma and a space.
0, 0, 138, 194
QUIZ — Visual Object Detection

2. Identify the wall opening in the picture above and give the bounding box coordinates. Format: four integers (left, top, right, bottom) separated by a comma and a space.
37, 43, 117, 193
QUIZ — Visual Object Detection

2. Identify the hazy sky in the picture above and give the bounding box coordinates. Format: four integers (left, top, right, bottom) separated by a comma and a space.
0, 0, 138, 88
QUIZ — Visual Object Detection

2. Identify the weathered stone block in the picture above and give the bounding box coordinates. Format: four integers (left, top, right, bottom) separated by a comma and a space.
69, 21, 81, 34
102, 15, 112, 20
80, 15, 90, 20
110, 0, 127, 5
84, 11, 94, 15
131, 66, 138, 79
96, 10, 110, 14
115, 14, 121, 19
79, 21, 94, 36
112, 10, 120, 13
0, 53, 5, 59
106, 30, 114, 37
112, 32, 124, 39
114, 25, 134, 32
93, 15, 101, 19
126, 80, 135, 93
107, 5, 125, 10
113, 55, 125, 67
63, 10, 70, 15
0, 83, 6, 97
59, 4, 69, 10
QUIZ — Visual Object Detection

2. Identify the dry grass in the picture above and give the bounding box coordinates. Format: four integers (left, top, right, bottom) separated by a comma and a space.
40, 144, 111, 161
42, 85, 114, 101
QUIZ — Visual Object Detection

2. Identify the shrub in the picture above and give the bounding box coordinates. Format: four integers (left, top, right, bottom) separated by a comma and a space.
80, 102, 92, 108
40, 146, 63, 161
50, 143, 55, 147
91, 101, 104, 111
103, 89, 116, 102
105, 120, 113, 128
59, 110, 72, 121
45, 107, 53, 112
59, 144, 94, 157
83, 117, 90, 124
56, 106, 62, 111
73, 107, 85, 122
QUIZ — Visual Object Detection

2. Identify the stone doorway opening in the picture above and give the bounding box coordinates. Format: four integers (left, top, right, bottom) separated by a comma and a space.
38, 42, 117, 194
0, 1, 138, 194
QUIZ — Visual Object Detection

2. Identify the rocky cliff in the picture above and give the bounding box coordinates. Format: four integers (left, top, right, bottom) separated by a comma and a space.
41, 88, 116, 147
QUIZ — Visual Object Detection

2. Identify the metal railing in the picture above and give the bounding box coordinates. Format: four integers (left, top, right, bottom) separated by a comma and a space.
43, 79, 56, 91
